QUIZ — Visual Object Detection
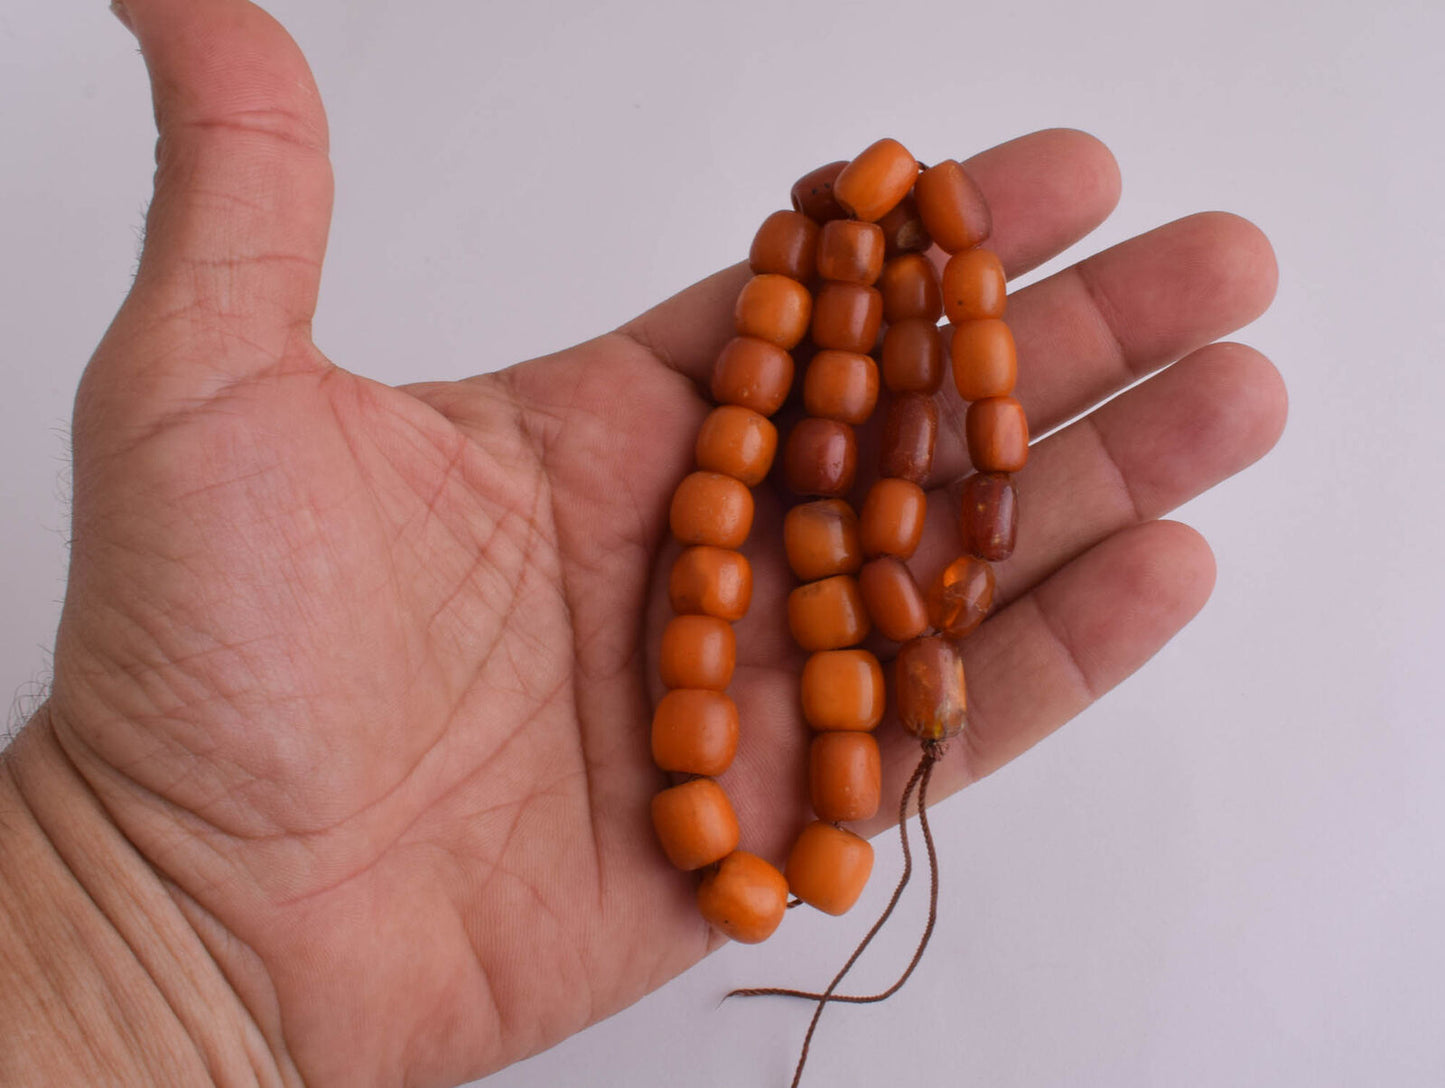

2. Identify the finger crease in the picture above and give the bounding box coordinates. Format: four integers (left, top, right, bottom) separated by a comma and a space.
1072, 259, 1137, 383
1083, 413, 1145, 525
1028, 592, 1101, 703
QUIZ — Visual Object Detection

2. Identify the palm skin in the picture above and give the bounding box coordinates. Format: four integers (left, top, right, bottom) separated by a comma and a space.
25, 2, 1285, 1087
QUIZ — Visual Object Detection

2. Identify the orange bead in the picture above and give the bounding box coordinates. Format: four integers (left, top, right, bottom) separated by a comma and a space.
951, 319, 1017, 402
811, 281, 883, 353
669, 546, 753, 622
803, 350, 880, 425
810, 731, 882, 822
959, 472, 1019, 562
659, 613, 736, 691
749, 210, 819, 283
670, 471, 754, 549
941, 248, 1007, 324
895, 635, 967, 741
859, 557, 929, 642
913, 159, 992, 253
879, 392, 938, 484
786, 821, 875, 916
783, 417, 857, 498
859, 477, 926, 559
783, 499, 863, 581
710, 337, 794, 417
652, 778, 739, 870
816, 220, 886, 286
881, 320, 946, 395
695, 405, 777, 486
790, 160, 849, 223
734, 273, 813, 349
651, 689, 740, 776
876, 193, 931, 257
788, 575, 870, 651
697, 850, 789, 943
800, 649, 885, 732
878, 253, 943, 324
926, 556, 996, 639
833, 138, 918, 223
966, 396, 1029, 472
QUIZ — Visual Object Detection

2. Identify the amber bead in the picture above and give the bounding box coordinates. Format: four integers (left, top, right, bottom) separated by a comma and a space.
697, 850, 789, 943
803, 351, 880, 425
783, 499, 863, 581
651, 689, 739, 776
811, 282, 883, 353
695, 405, 777, 487
879, 393, 938, 484
786, 821, 875, 916
710, 337, 794, 417
895, 635, 967, 741
800, 649, 885, 732
734, 274, 812, 350
966, 396, 1029, 473
659, 613, 735, 691
834, 138, 918, 223
859, 478, 926, 559
941, 248, 1006, 324
816, 220, 886, 286
926, 556, 996, 640
790, 160, 849, 223
749, 210, 819, 283
859, 557, 929, 643
913, 159, 992, 254
670, 471, 754, 549
878, 253, 943, 324
810, 732, 882, 823
959, 472, 1019, 562
951, 319, 1017, 402
652, 778, 740, 870
881, 319, 945, 395
788, 575, 870, 651
783, 417, 857, 498
876, 193, 930, 257
669, 547, 752, 622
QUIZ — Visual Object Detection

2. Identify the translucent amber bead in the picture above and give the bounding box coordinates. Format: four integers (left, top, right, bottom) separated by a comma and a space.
694, 405, 777, 486
876, 194, 930, 257
859, 477, 926, 558
810, 731, 882, 822
881, 319, 946, 395
710, 337, 794, 417
951, 319, 1018, 402
959, 472, 1018, 562
859, 557, 929, 643
790, 160, 848, 223
966, 396, 1029, 473
834, 138, 918, 223
697, 850, 789, 943
879, 392, 938, 484
670, 471, 754, 549
811, 282, 883, 353
878, 253, 943, 324
895, 635, 967, 741
788, 575, 870, 651
800, 649, 885, 731
659, 613, 735, 691
783, 499, 863, 581
941, 248, 1007, 324
783, 417, 857, 497
734, 273, 813, 349
749, 210, 819, 283
913, 159, 991, 253
926, 556, 996, 640
786, 821, 875, 916
816, 220, 886, 286
669, 546, 752, 622
803, 350, 879, 425
651, 689, 739, 776
652, 778, 739, 870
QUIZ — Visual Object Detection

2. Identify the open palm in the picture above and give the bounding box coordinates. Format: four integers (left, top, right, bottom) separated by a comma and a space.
37, 2, 1283, 1086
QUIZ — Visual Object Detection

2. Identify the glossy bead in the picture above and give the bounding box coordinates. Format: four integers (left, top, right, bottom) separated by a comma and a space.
788, 575, 870, 651
659, 614, 735, 691
651, 778, 740, 870
811, 282, 883, 353
670, 471, 754, 549
951, 319, 1018, 402
879, 392, 938, 484
895, 635, 967, 741
786, 821, 875, 916
941, 248, 1007, 324
881, 319, 946, 394
913, 159, 992, 253
651, 689, 739, 776
859, 477, 926, 559
710, 337, 794, 417
697, 850, 789, 943
966, 396, 1029, 472
800, 649, 885, 732
810, 732, 882, 822
790, 160, 849, 223
834, 138, 918, 223
803, 350, 880, 425
783, 417, 857, 497
734, 274, 813, 350
959, 472, 1019, 562
695, 405, 777, 486
669, 547, 752, 622
878, 253, 943, 324
816, 220, 886, 286
783, 499, 863, 581
749, 210, 819, 283
876, 194, 931, 257
926, 556, 996, 639
859, 557, 930, 642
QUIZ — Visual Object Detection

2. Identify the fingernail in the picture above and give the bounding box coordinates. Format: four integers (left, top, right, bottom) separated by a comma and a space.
109, 1, 135, 33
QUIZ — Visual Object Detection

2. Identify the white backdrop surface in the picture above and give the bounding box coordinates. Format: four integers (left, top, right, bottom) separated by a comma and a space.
2, 1, 1442, 1086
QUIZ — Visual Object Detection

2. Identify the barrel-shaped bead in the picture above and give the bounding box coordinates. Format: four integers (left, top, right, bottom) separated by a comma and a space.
734, 273, 813, 349
879, 253, 943, 324
959, 472, 1018, 562
816, 220, 886, 286
695, 405, 777, 486
786, 822, 875, 916
941, 248, 1007, 324
790, 160, 849, 223
800, 649, 885, 732
880, 393, 938, 484
876, 194, 930, 257
810, 731, 882, 823
966, 396, 1029, 473
749, 210, 819, 283
834, 138, 918, 223
951, 319, 1018, 402
914, 159, 992, 253
710, 337, 794, 417
651, 689, 740, 776
669, 546, 752, 622
788, 575, 870, 651
697, 850, 790, 943
859, 477, 927, 559
783, 417, 857, 497
811, 282, 883, 353
859, 557, 930, 643
881, 319, 946, 395
784, 499, 863, 581
670, 471, 754, 549
659, 613, 735, 691
652, 778, 739, 870
803, 351, 880, 425
895, 635, 968, 741
926, 555, 996, 639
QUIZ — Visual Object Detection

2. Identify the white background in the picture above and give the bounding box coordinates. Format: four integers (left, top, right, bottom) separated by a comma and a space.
3, 1, 1443, 1085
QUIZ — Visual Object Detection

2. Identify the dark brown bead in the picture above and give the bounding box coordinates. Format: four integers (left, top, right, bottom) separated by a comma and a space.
816, 220, 886, 286
858, 557, 929, 643
966, 396, 1029, 472
881, 319, 945, 394
784, 417, 857, 497
879, 393, 938, 484
876, 194, 931, 257
790, 160, 849, 223
925, 556, 996, 639
749, 210, 819, 283
878, 253, 943, 325
913, 159, 992, 254
959, 472, 1018, 562
803, 350, 879, 425
811, 282, 883, 353
895, 635, 967, 740
784, 500, 863, 581
710, 337, 794, 417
